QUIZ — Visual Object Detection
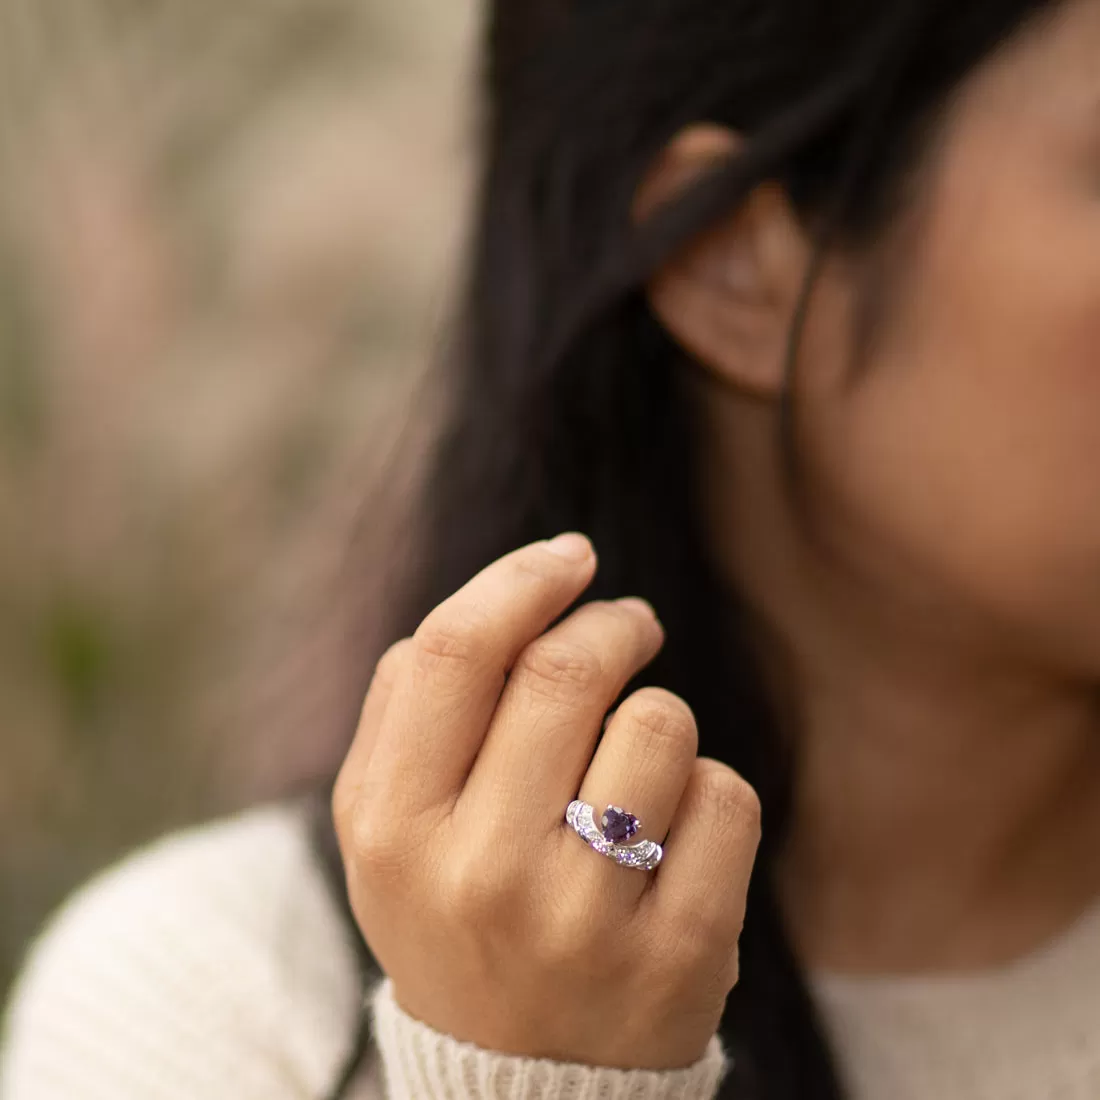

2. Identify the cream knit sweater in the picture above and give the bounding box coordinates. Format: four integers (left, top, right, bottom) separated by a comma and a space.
3, 797, 1100, 1100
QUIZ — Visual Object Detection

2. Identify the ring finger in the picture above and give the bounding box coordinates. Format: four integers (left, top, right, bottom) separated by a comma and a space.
571, 687, 698, 900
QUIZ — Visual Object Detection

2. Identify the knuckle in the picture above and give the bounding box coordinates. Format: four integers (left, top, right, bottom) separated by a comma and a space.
442, 854, 520, 923
346, 804, 406, 876
697, 760, 762, 841
374, 637, 414, 684
617, 688, 698, 759
332, 761, 380, 847
516, 638, 604, 696
331, 769, 356, 839
413, 609, 487, 673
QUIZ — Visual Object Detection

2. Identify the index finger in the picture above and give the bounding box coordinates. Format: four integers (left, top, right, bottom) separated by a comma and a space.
332, 637, 413, 849
367, 533, 598, 817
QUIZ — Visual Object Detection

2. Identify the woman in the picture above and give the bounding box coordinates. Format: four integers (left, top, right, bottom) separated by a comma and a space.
6, 0, 1100, 1097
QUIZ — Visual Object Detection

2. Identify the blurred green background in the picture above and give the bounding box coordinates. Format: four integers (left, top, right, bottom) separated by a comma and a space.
0, 0, 475, 1002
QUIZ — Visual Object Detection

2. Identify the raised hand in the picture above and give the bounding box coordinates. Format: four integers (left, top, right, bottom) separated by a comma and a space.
332, 533, 761, 1071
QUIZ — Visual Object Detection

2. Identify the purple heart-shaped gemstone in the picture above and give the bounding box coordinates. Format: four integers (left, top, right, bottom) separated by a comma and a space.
600, 805, 640, 843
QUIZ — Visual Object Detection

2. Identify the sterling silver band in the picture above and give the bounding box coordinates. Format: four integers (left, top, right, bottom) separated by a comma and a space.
565, 799, 663, 871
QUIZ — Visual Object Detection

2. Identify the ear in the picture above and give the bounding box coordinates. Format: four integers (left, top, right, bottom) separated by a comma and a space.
633, 124, 812, 399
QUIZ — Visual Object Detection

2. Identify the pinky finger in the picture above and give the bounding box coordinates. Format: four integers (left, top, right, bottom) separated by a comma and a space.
646, 758, 762, 943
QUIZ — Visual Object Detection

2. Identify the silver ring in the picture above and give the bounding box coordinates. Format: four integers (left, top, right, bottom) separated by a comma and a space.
565, 799, 663, 871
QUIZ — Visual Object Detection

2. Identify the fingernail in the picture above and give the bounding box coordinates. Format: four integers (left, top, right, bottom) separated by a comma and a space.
618, 596, 660, 624
544, 532, 593, 562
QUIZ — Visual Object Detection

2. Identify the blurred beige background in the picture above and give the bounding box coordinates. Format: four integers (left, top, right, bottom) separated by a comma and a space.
1, 0, 477, 1001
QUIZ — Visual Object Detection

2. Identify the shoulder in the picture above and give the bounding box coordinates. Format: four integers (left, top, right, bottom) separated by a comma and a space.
0, 797, 375, 1100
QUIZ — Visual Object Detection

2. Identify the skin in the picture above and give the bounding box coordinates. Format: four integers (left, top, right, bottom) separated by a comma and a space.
334, 538, 760, 1069
646, 0, 1100, 974
334, 0, 1100, 1073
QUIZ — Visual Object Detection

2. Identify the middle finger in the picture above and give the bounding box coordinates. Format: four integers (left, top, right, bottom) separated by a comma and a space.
457, 597, 665, 829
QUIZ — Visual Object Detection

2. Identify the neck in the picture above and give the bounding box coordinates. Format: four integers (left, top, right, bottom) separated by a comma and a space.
776, 650, 1100, 975
698, 390, 1100, 976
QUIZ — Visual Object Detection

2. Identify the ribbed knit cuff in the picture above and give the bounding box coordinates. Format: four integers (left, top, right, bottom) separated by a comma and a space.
369, 976, 730, 1100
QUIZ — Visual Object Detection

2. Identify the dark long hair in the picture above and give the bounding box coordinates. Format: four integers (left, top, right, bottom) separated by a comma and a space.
307, 1, 1059, 1096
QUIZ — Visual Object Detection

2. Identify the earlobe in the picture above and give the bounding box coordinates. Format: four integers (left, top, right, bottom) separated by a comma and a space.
634, 126, 810, 400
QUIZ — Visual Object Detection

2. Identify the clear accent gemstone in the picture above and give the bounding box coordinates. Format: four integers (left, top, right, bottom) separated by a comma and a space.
566, 800, 662, 871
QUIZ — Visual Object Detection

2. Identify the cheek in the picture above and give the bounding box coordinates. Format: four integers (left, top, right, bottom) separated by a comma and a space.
804, 176, 1100, 667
